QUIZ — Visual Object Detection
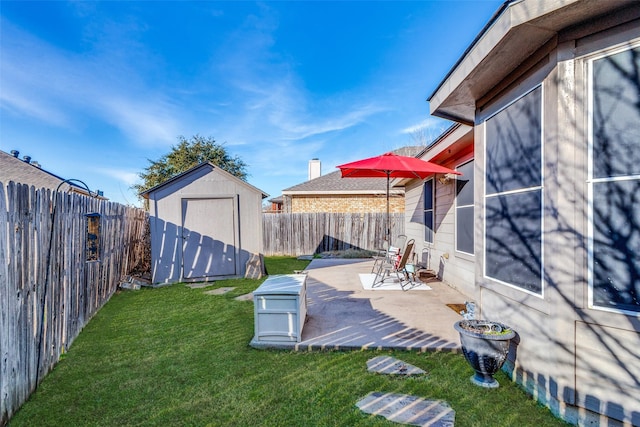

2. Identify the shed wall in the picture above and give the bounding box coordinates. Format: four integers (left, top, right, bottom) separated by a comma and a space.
147, 165, 263, 284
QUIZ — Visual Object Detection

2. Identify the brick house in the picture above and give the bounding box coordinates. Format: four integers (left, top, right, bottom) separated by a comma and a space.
281, 147, 421, 214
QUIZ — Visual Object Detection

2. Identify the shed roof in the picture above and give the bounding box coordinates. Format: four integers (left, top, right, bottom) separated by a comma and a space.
139, 161, 269, 199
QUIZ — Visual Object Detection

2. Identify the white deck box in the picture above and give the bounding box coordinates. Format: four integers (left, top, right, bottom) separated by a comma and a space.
252, 274, 307, 343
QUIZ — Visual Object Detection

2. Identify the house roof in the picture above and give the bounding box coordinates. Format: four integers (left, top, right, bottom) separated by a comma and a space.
428, 0, 640, 124
0, 149, 95, 196
139, 161, 269, 199
282, 170, 402, 195
282, 146, 423, 195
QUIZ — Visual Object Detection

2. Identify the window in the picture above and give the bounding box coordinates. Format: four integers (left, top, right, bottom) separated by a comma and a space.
589, 45, 640, 314
484, 86, 543, 294
456, 160, 474, 255
423, 179, 434, 243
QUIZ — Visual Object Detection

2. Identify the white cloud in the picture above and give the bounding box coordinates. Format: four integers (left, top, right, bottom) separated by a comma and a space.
96, 167, 139, 186
0, 18, 180, 147
0, 83, 71, 127
400, 117, 452, 145
98, 96, 180, 146
204, 5, 389, 148
401, 117, 445, 135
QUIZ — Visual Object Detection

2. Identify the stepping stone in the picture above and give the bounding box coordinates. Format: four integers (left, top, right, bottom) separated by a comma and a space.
186, 282, 212, 289
367, 356, 426, 376
356, 392, 455, 427
234, 293, 253, 301
204, 287, 235, 295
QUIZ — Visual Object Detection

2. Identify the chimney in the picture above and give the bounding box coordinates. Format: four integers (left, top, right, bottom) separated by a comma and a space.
308, 158, 321, 181
10, 150, 19, 158
23, 155, 31, 164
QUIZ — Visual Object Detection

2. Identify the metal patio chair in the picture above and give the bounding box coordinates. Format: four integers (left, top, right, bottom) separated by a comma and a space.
371, 234, 406, 273
373, 239, 415, 289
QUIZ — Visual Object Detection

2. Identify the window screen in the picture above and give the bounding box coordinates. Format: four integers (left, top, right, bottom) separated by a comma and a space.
456, 160, 474, 255
486, 87, 541, 195
485, 191, 542, 293
484, 87, 543, 294
593, 47, 640, 178
590, 46, 640, 313
424, 179, 434, 243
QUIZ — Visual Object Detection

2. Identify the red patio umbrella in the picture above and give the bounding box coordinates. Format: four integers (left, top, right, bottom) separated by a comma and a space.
337, 152, 462, 239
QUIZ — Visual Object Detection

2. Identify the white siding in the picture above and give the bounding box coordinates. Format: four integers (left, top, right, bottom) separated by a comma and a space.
404, 178, 475, 298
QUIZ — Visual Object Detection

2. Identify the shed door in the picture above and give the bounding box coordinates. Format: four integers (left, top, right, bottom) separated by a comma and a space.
181, 198, 237, 279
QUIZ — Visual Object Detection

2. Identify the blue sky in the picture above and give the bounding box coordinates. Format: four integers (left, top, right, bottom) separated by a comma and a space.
1, 1, 502, 206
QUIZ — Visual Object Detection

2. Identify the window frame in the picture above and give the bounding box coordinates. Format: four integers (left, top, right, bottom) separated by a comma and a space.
423, 178, 434, 244
587, 42, 640, 316
455, 159, 475, 256
483, 85, 545, 298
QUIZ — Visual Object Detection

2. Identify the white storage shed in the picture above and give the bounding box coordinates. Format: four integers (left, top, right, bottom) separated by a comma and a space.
141, 162, 268, 285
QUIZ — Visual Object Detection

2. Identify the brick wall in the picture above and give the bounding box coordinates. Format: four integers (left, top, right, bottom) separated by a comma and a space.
289, 195, 404, 213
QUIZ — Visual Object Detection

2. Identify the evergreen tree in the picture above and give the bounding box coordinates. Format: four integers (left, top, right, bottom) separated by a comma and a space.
133, 135, 248, 196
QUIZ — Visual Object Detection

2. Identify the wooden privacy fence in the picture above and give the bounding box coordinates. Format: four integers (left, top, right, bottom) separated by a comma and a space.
0, 182, 148, 425
263, 212, 405, 256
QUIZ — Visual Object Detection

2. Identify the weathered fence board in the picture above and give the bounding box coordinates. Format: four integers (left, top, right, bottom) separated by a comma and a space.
262, 212, 404, 256
0, 182, 148, 425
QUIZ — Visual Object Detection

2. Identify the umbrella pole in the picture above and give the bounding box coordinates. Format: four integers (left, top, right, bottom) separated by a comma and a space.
386, 172, 390, 242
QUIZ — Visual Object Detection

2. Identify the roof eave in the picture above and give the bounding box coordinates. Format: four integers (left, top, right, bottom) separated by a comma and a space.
429, 0, 639, 123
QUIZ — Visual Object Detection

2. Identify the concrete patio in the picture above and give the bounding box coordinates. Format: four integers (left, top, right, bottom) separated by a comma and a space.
262, 258, 469, 352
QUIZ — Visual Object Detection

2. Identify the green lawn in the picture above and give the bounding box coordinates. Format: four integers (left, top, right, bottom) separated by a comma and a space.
10, 257, 567, 426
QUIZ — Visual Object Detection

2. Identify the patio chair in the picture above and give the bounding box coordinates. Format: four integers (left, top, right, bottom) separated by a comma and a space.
394, 234, 407, 252
373, 239, 415, 288
370, 234, 406, 273
400, 259, 419, 290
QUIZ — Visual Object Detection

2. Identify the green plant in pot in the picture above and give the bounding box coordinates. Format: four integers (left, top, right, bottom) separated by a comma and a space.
454, 309, 515, 388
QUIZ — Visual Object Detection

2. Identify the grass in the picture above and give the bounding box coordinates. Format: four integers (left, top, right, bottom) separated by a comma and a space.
10, 257, 567, 426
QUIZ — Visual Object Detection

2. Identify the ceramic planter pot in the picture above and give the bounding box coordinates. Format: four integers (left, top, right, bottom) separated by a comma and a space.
454, 320, 515, 388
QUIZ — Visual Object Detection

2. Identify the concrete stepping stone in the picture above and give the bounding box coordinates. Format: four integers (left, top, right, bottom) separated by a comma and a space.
204, 287, 235, 295
186, 282, 212, 289
356, 391, 455, 427
367, 356, 426, 376
234, 293, 253, 301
